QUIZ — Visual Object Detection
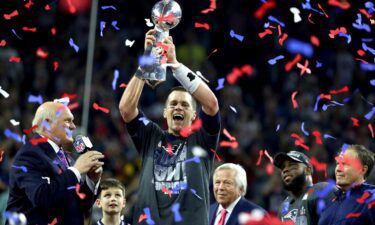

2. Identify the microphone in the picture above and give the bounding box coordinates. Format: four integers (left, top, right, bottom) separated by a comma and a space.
73, 135, 93, 154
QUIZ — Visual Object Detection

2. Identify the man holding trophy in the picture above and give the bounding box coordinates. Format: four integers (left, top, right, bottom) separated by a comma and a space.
119, 1, 220, 224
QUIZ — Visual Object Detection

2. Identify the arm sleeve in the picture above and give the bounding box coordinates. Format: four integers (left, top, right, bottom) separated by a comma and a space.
14, 151, 79, 209
199, 110, 221, 135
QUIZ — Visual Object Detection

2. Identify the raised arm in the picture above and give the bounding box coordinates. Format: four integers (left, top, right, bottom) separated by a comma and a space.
163, 37, 219, 116
119, 30, 157, 123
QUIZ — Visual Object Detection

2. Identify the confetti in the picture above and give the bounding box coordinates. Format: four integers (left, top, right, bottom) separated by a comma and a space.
51, 27, 57, 35
101, 5, 117, 10
171, 203, 182, 222
210, 148, 222, 161
0, 86, 10, 98
10, 119, 20, 126
194, 23, 210, 30
254, 0, 276, 19
310, 35, 320, 46
268, 55, 284, 65
24, 0, 34, 8
190, 188, 203, 200
44, 4, 51, 11
301, 122, 309, 136
112, 70, 119, 90
143, 208, 155, 225
12, 165, 28, 173
215, 78, 225, 91
256, 150, 264, 166
351, 117, 360, 127
4, 10, 19, 20
312, 131, 323, 144
368, 123, 374, 138
286, 39, 313, 57
338, 32, 351, 43
162, 185, 172, 198
9, 56, 21, 63
297, 60, 311, 75
278, 33, 288, 46
4, 129, 22, 142
226, 64, 254, 84
291, 91, 298, 109
93, 102, 110, 113
258, 29, 273, 38
30, 137, 48, 145
345, 213, 361, 219
145, 18, 154, 27
11, 29, 22, 40
219, 140, 239, 149
328, 0, 351, 10
139, 117, 150, 126
290, 7, 302, 23
28, 95, 43, 104
180, 119, 202, 137
0, 40, 6, 46
229, 105, 237, 113
323, 134, 336, 139
111, 21, 120, 30
356, 192, 371, 204
268, 16, 285, 27
285, 54, 302, 71
365, 107, 375, 120
125, 39, 135, 47
100, 21, 106, 37
22, 27, 37, 32
69, 38, 79, 52
229, 30, 244, 42
276, 124, 280, 131
201, 0, 217, 13
329, 27, 347, 39
36, 48, 49, 59
75, 183, 86, 199
67, 102, 79, 110
0, 151, 4, 162
362, 43, 375, 55
223, 128, 236, 141
23, 125, 38, 134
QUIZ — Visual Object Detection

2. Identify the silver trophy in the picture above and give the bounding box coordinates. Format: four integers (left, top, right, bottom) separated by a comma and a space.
137, 0, 182, 88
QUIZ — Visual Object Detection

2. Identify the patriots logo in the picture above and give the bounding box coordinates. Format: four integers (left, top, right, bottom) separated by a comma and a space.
187, 72, 196, 81
283, 209, 298, 222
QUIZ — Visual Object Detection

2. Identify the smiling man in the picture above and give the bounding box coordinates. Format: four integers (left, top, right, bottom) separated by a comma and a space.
274, 151, 337, 225
318, 145, 375, 225
119, 30, 220, 225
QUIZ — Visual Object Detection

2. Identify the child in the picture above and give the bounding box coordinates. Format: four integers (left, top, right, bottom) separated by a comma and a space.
95, 178, 128, 225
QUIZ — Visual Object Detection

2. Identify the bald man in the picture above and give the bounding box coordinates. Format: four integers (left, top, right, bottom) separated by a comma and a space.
6, 102, 104, 225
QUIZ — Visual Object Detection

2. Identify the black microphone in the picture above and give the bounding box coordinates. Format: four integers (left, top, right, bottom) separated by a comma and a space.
73, 135, 93, 154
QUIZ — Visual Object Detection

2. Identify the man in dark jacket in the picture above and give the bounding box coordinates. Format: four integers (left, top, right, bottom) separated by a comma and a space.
318, 144, 375, 225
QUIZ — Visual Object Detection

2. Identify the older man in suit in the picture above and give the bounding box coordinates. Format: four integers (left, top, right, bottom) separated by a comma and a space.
6, 101, 104, 225
209, 163, 266, 225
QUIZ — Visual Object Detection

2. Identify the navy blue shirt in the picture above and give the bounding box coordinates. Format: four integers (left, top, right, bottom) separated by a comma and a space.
318, 183, 375, 225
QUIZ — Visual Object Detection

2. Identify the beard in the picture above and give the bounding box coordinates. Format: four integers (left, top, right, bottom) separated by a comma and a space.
283, 171, 307, 192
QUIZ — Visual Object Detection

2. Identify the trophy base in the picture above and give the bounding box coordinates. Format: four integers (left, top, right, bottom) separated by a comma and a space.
145, 79, 163, 88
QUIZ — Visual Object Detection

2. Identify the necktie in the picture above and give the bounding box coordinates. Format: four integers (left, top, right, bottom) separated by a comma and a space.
56, 149, 69, 170
217, 209, 227, 225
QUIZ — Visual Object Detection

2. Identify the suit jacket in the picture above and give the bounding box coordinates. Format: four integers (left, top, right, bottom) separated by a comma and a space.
6, 136, 96, 225
209, 197, 265, 225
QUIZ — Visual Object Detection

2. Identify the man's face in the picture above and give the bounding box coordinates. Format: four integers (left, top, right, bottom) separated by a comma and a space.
96, 188, 126, 215
164, 91, 196, 136
213, 169, 242, 209
335, 149, 366, 190
49, 107, 76, 146
281, 160, 307, 191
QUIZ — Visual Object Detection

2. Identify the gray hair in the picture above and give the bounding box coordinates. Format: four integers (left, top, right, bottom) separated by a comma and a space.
32, 104, 57, 134
213, 163, 247, 196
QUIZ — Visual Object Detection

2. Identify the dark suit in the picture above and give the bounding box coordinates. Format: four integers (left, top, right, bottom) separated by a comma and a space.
209, 197, 265, 225
6, 136, 96, 225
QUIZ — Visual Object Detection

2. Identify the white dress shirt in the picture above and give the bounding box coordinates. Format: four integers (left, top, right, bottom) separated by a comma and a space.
214, 196, 242, 225
47, 139, 100, 194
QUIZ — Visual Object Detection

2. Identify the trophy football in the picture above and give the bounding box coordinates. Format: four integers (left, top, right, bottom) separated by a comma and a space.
136, 0, 182, 88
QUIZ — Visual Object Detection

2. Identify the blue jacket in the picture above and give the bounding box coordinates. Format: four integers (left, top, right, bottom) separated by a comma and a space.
318, 183, 375, 225
6, 137, 96, 225
209, 197, 265, 225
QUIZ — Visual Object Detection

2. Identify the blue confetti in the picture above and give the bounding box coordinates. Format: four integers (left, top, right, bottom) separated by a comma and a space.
370, 80, 375, 86
67, 186, 76, 190
281, 201, 290, 216
171, 182, 188, 193
100, 21, 106, 37
268, 16, 285, 27
276, 124, 280, 132
101, 5, 117, 10
171, 203, 182, 222
69, 38, 79, 53
143, 208, 155, 225
268, 55, 284, 65
190, 188, 203, 200
323, 134, 336, 140
264, 22, 270, 28
4, 129, 22, 142
28, 94, 43, 104
365, 107, 375, 120
215, 78, 225, 91
341, 143, 349, 154
286, 38, 314, 58
360, 63, 375, 71
316, 61, 322, 68
229, 30, 244, 42
338, 33, 351, 43
362, 38, 373, 42
12, 165, 28, 173
362, 43, 375, 55
301, 122, 309, 136
111, 21, 120, 30
301, 0, 323, 15
313, 96, 321, 112
112, 70, 119, 90
182, 156, 200, 164
11, 29, 22, 40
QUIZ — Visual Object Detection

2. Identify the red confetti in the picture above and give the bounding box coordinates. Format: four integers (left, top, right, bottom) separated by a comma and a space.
201, 0, 217, 14
9, 56, 21, 63
264, 150, 274, 164
254, 0, 276, 19
351, 117, 359, 127
258, 29, 273, 38
223, 128, 236, 141
0, 150, 4, 162
194, 23, 210, 30
328, 0, 351, 10
23, 125, 39, 134
345, 213, 361, 219
359, 9, 373, 19
357, 50, 366, 56
45, 4, 51, 10
48, 218, 58, 225
310, 35, 320, 46
312, 130, 323, 144
51, 27, 57, 35
3, 10, 19, 20
278, 33, 288, 46
266, 163, 274, 175
68, 102, 80, 110
226, 64, 254, 85
330, 86, 349, 94
30, 137, 48, 145
291, 133, 310, 150
210, 148, 222, 162
219, 141, 238, 149
285, 54, 302, 72
308, 13, 315, 24
75, 183, 86, 199
291, 91, 298, 109
24, 0, 34, 8
310, 157, 327, 177
319, 94, 332, 100
298, 59, 310, 76
138, 214, 147, 223
0, 40, 6, 47
61, 93, 78, 100
356, 192, 371, 204
368, 123, 374, 138
22, 27, 37, 32
355, 58, 369, 64
156, 42, 169, 52
256, 150, 264, 166
162, 185, 172, 198
180, 119, 202, 137
317, 3, 329, 18
207, 48, 218, 58
93, 103, 110, 113
119, 83, 128, 88
53, 61, 59, 71
36, 48, 49, 59
329, 27, 347, 39
369, 201, 375, 209
166, 143, 173, 156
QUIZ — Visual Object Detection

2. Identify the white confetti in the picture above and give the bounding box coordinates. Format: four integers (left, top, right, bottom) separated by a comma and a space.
145, 18, 154, 27
229, 105, 237, 113
0, 86, 10, 98
10, 119, 20, 126
290, 7, 302, 23
125, 39, 135, 47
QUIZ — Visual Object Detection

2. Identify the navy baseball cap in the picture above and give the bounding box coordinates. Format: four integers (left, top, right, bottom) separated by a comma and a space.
274, 151, 312, 170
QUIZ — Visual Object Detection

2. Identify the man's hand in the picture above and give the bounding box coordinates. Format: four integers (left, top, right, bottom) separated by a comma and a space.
87, 165, 103, 184
144, 29, 156, 51
73, 151, 104, 175
163, 36, 179, 65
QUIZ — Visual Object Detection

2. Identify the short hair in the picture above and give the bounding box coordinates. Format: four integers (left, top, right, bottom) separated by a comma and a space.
32, 105, 58, 134
99, 178, 126, 197
165, 86, 197, 110
213, 163, 247, 196
346, 145, 375, 179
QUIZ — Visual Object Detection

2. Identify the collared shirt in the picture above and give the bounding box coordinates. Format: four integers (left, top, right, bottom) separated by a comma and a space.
214, 196, 242, 225
47, 138, 100, 194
